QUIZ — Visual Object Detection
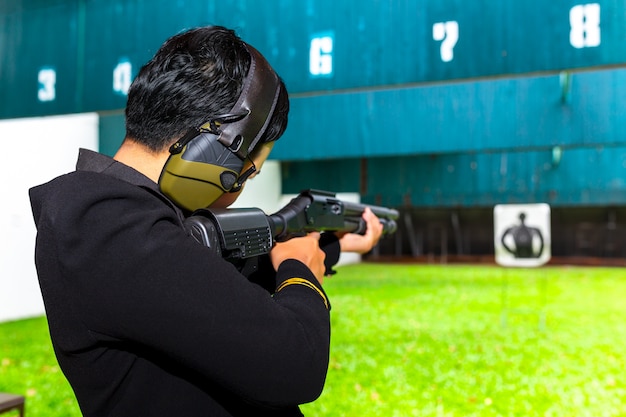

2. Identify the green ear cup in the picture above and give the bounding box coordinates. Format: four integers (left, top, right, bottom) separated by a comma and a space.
159, 150, 240, 211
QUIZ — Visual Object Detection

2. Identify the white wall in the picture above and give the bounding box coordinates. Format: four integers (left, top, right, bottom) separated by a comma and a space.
0, 113, 98, 323
230, 160, 284, 213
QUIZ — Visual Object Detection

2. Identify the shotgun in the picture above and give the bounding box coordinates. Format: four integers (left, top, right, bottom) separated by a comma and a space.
184, 189, 398, 261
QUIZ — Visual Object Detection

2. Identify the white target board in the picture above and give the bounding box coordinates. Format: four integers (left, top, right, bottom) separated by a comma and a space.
494, 204, 551, 267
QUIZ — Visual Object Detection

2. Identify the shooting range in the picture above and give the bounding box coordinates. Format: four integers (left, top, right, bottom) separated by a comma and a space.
2, 1, 626, 416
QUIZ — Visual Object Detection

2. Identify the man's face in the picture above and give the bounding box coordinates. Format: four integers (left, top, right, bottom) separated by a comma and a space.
210, 142, 274, 208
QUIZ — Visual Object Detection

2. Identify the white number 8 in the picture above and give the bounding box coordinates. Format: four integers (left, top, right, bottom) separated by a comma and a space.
570, 3, 601, 48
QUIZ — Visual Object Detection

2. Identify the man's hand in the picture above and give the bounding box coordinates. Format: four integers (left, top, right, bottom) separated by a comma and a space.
338, 207, 384, 254
270, 233, 327, 284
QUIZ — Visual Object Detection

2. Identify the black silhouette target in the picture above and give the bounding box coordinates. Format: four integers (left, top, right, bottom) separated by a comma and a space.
494, 204, 551, 267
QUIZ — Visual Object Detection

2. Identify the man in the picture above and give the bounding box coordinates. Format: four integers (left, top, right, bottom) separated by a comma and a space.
29, 26, 382, 416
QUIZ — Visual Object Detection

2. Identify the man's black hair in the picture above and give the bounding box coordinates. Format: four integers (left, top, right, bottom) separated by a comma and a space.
125, 26, 289, 152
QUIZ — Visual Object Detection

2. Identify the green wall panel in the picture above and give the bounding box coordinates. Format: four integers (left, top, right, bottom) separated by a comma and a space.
281, 158, 362, 195
272, 68, 626, 160
1, 1, 80, 117
283, 146, 626, 208
7, 0, 626, 209
3, 0, 626, 119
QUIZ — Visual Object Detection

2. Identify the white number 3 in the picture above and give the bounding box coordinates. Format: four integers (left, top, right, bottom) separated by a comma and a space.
37, 68, 56, 102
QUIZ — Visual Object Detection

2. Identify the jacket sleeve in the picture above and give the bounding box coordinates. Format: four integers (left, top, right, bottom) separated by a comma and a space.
32, 174, 331, 408
247, 232, 341, 292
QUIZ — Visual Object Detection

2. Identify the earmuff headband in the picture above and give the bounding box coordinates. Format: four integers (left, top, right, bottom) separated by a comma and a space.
216, 44, 281, 159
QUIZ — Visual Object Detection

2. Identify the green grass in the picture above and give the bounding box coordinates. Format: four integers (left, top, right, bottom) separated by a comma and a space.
0, 316, 78, 416
2, 264, 626, 416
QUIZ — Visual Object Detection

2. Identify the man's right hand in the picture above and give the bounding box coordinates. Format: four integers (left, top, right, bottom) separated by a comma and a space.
270, 233, 327, 284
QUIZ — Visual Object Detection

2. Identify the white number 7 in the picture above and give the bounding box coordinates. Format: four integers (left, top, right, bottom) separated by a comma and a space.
433, 21, 459, 63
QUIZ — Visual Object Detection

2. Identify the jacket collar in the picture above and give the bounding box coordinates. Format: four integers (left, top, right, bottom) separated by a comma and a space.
76, 148, 158, 191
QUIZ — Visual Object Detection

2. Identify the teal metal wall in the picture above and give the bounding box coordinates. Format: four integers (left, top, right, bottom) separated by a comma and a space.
3, 0, 626, 209
283, 145, 626, 208
280, 68, 626, 207
274, 69, 626, 160
3, 0, 626, 119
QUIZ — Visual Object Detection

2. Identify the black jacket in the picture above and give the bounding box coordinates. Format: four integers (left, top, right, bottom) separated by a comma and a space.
29, 149, 336, 417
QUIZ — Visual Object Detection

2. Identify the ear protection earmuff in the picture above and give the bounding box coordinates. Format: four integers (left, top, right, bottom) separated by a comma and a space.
158, 43, 281, 212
